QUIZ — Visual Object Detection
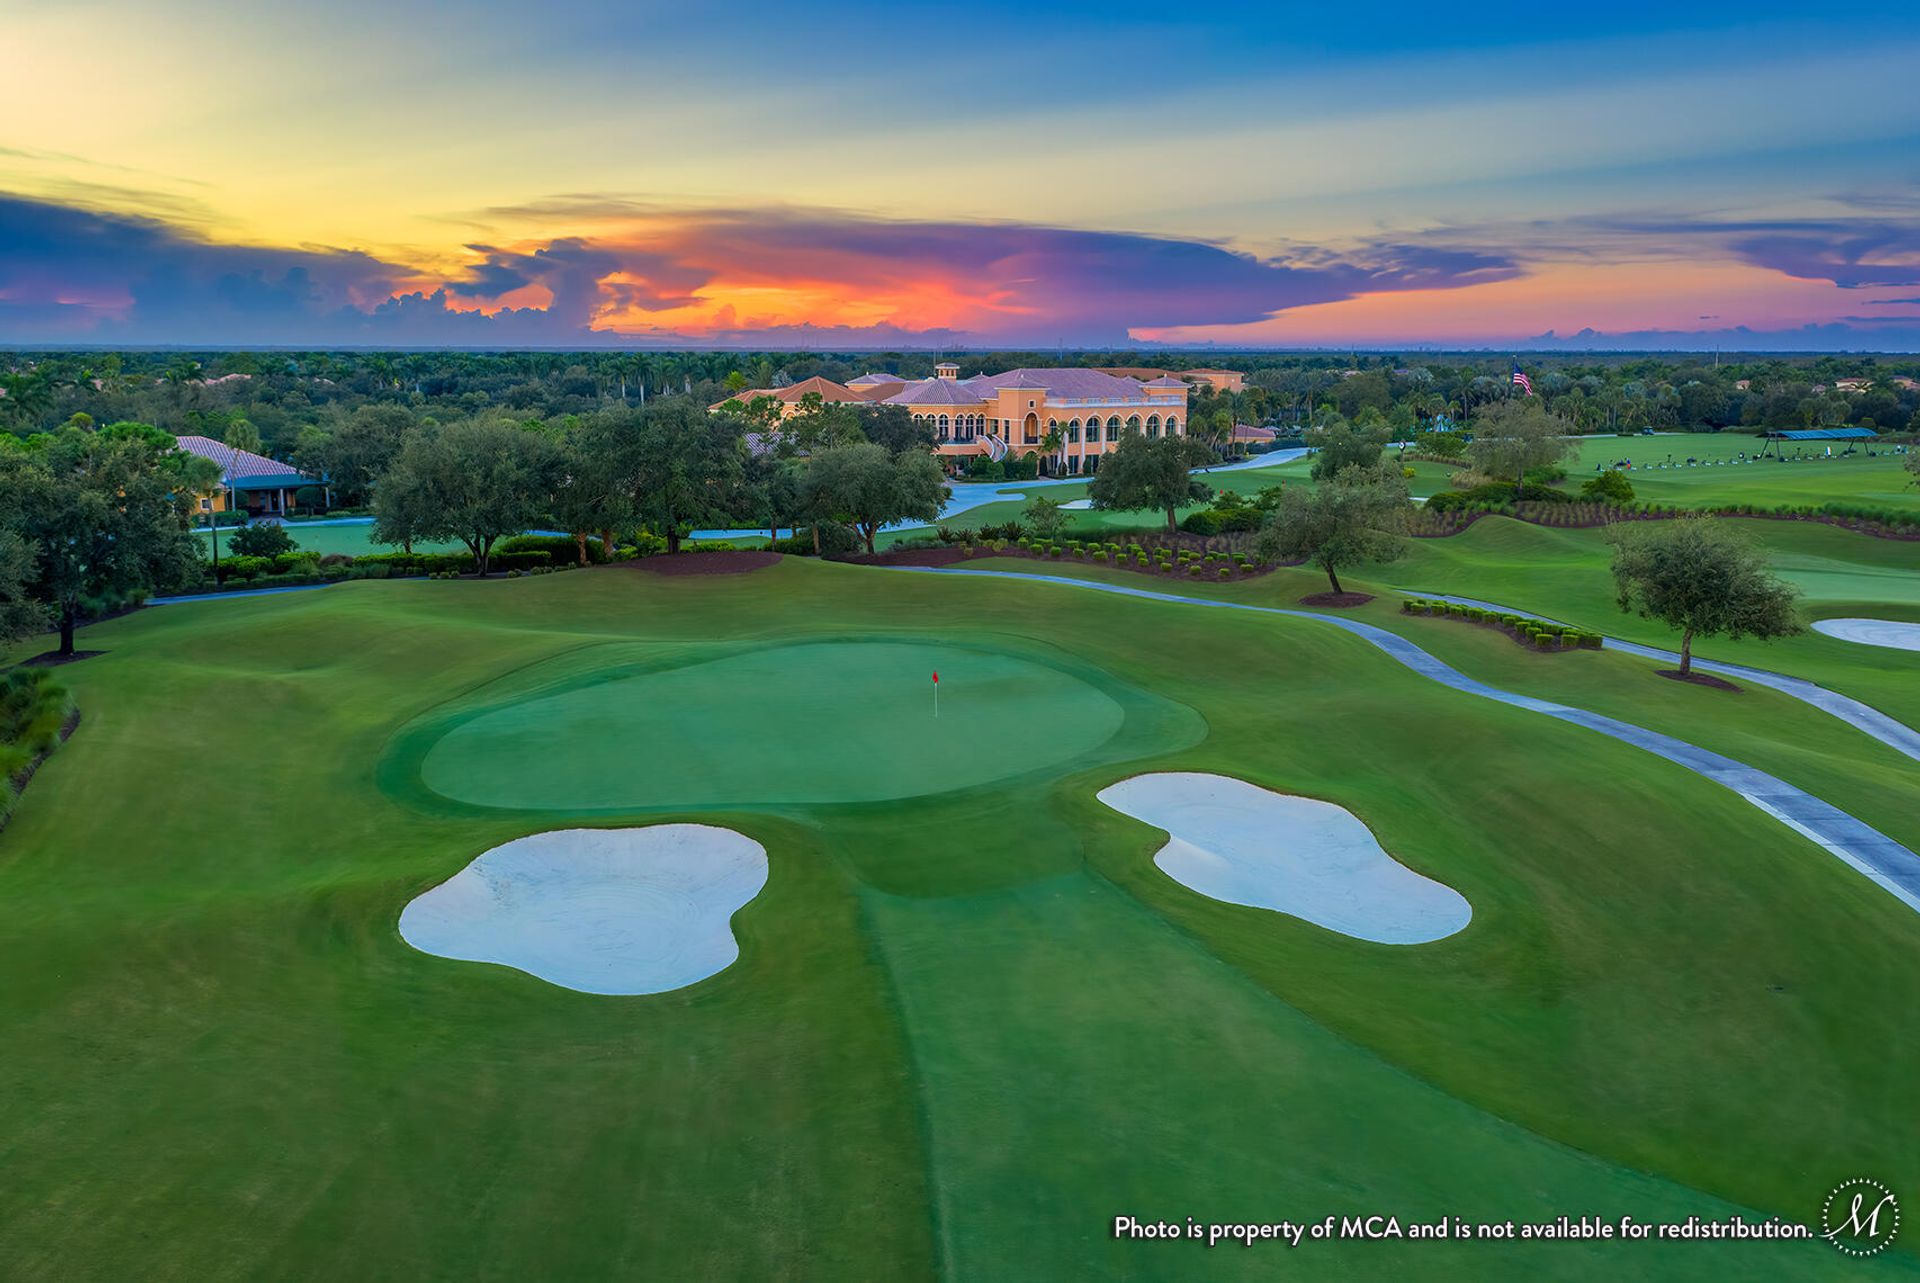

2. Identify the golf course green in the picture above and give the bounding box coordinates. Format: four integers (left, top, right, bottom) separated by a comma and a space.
3, 548, 1916, 1280
403, 639, 1134, 809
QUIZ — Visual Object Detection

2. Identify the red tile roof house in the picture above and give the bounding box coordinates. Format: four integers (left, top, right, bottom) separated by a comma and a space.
711, 364, 1192, 476
174, 435, 323, 518
1230, 423, 1277, 448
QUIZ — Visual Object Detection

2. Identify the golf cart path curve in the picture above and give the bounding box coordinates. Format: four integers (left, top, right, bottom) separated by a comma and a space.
892, 567, 1920, 915
1403, 592, 1920, 766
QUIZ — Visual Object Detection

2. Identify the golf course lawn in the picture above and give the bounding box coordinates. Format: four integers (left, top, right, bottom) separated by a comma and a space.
893, 431, 1915, 543
196, 520, 465, 558
398, 638, 1147, 810
1379, 515, 1920, 725
4, 558, 1917, 1279
1560, 432, 1919, 512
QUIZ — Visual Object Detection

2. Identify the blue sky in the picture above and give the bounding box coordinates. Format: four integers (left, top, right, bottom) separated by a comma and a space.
2, 1, 1918, 348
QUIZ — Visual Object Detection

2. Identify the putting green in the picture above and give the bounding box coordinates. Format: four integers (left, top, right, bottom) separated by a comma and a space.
414, 639, 1127, 809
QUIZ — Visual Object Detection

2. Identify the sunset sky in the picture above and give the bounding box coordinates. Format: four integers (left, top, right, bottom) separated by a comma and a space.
5, 0, 1920, 349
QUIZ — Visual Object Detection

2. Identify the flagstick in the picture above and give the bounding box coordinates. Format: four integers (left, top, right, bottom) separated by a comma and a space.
934, 681, 939, 719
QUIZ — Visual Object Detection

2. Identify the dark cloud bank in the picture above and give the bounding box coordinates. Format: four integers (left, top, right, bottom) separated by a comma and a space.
3, 192, 1918, 350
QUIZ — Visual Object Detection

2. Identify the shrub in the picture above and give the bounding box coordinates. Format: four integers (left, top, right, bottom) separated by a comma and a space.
229, 524, 296, 557
1218, 566, 1232, 579
1580, 470, 1636, 505
497, 533, 607, 564
1092, 549, 1108, 562
216, 554, 273, 582
1180, 509, 1224, 536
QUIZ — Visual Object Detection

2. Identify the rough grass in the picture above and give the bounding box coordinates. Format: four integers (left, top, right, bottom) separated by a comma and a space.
2, 561, 1916, 1279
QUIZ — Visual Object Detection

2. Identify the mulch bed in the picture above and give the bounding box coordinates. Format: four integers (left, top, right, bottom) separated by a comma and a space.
844, 548, 981, 568
22, 650, 105, 667
849, 544, 1284, 581
1298, 591, 1374, 608
633, 551, 781, 576
1657, 669, 1742, 692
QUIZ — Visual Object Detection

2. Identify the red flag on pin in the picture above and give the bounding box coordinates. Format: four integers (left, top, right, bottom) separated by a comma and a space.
932, 671, 939, 684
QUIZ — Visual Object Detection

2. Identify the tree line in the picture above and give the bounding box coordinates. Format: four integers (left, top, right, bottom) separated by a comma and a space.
6, 349, 1919, 464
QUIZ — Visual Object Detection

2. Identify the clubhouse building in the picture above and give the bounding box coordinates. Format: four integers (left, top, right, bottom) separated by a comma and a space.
715, 364, 1190, 475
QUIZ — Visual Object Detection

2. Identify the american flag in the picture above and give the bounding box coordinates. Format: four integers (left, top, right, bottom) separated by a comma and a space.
1511, 364, 1533, 396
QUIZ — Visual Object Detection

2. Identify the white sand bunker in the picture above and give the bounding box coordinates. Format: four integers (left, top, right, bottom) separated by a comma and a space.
1811, 618, 1920, 652
398, 825, 767, 995
1097, 773, 1470, 944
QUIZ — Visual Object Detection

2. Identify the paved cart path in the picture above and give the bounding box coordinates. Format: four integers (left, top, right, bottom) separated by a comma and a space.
1405, 591, 1920, 766
894, 566, 1920, 915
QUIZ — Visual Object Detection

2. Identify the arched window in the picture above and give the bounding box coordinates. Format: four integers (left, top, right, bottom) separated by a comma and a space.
1127, 415, 1143, 437
1106, 416, 1121, 442
1166, 416, 1180, 434
1147, 415, 1160, 433
1068, 418, 1080, 443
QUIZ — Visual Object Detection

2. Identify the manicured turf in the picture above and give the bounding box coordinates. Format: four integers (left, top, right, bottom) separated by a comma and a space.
4, 559, 1917, 1279
196, 520, 464, 557
1562, 432, 1919, 512
1381, 514, 1920, 726
403, 639, 1136, 810
908, 432, 1915, 542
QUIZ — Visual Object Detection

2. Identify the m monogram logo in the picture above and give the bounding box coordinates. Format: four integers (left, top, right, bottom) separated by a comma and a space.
1822, 1178, 1900, 1257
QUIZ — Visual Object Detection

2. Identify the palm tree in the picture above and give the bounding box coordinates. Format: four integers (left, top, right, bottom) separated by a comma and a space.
1039, 422, 1066, 475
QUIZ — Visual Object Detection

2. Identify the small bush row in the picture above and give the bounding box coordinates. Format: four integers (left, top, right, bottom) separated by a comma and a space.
1401, 598, 1604, 651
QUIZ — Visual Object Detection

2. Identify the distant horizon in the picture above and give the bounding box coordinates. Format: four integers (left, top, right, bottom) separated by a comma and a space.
7, 343, 1920, 360
6, 3, 1919, 351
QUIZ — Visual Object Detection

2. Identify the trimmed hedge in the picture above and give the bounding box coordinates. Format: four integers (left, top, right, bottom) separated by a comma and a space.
496, 533, 607, 564
1401, 597, 1604, 652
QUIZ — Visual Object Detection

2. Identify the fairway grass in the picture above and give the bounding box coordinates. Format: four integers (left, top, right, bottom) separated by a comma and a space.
4, 560, 1917, 1279
1562, 432, 1919, 512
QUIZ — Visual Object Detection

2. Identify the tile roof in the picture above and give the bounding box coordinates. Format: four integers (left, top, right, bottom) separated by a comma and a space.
175, 435, 315, 483
1143, 376, 1188, 387
965, 367, 1152, 399
710, 376, 867, 411
881, 379, 987, 406
847, 372, 905, 385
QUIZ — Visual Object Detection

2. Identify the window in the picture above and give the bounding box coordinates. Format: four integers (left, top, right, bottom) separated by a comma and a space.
1067, 419, 1080, 443
1106, 416, 1121, 442
1166, 416, 1180, 434
1147, 415, 1160, 433
1128, 415, 1143, 437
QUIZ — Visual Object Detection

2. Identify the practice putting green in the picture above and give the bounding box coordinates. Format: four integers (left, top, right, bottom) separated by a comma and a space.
410, 639, 1128, 809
